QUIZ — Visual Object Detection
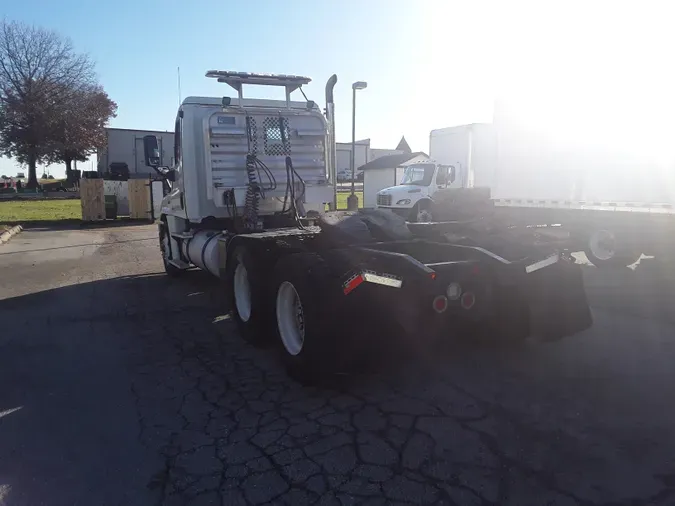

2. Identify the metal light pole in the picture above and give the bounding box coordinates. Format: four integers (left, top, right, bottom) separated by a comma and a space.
347, 81, 367, 211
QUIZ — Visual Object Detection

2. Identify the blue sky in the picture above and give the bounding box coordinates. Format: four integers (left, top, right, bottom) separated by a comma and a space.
2, 1, 674, 178
1, 0, 498, 177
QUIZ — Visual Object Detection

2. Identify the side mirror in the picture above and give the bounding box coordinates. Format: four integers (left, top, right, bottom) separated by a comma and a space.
449, 165, 456, 184
143, 135, 160, 168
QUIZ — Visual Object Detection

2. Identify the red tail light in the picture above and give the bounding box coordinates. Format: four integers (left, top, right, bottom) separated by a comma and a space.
433, 295, 448, 313
343, 274, 364, 295
461, 292, 476, 310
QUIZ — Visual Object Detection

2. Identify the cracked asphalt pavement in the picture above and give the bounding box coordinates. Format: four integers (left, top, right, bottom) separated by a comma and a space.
1, 225, 675, 506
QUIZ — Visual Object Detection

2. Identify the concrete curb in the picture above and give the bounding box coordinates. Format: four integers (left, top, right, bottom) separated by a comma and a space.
0, 225, 23, 245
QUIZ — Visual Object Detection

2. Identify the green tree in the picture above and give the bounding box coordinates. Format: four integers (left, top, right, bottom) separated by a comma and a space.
45, 85, 117, 183
0, 21, 96, 188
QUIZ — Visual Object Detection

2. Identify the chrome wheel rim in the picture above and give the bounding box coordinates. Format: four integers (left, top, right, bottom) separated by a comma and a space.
276, 281, 305, 356
234, 262, 252, 322
417, 208, 433, 223
589, 230, 616, 261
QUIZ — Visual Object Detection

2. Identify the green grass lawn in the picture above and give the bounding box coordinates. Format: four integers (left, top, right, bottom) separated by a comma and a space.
334, 191, 363, 210
0, 192, 361, 225
0, 199, 81, 224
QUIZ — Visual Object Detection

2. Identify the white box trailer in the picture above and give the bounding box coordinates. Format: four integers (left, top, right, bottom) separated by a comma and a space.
430, 119, 675, 204
490, 101, 675, 204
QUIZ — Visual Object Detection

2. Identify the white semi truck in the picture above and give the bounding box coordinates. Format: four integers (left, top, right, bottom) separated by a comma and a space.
376, 122, 675, 268
145, 71, 592, 382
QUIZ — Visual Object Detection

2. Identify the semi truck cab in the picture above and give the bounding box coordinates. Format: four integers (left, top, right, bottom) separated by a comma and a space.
143, 70, 592, 382
376, 162, 457, 222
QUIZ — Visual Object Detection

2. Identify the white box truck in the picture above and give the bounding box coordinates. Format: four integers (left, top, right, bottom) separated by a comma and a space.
374, 124, 496, 222
376, 119, 675, 268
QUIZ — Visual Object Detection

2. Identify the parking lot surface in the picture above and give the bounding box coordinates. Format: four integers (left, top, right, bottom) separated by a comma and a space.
1, 225, 675, 506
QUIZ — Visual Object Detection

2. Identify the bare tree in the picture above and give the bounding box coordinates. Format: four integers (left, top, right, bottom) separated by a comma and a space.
46, 85, 117, 183
0, 21, 96, 187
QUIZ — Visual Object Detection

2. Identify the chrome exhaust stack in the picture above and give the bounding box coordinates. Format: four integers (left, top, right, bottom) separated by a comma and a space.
325, 74, 338, 211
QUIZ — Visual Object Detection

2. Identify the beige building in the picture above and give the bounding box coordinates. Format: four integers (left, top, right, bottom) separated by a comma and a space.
336, 136, 412, 179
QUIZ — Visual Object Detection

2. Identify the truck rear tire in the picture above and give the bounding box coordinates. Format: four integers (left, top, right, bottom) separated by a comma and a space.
273, 252, 345, 383
584, 229, 641, 269
227, 246, 274, 346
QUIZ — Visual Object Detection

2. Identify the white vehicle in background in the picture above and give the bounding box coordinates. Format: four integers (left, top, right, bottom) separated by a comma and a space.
375, 162, 457, 222
336, 169, 352, 181
376, 123, 493, 222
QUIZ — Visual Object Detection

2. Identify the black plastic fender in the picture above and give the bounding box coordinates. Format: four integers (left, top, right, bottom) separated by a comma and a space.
524, 258, 593, 341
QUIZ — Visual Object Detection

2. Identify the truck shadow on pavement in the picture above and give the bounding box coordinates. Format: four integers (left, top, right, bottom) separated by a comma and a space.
2, 265, 675, 505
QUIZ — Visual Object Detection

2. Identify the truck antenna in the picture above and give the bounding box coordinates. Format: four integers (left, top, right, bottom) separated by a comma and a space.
177, 67, 182, 106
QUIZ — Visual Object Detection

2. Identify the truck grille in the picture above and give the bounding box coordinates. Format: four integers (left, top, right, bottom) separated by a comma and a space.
377, 194, 392, 206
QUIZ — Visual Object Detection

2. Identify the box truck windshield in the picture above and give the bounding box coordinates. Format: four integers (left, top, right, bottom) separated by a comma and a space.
400, 164, 435, 186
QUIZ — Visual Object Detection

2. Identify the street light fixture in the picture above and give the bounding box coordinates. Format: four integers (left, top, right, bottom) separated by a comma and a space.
348, 81, 368, 211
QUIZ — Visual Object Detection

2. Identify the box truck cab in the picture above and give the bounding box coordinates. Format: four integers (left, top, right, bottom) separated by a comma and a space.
375, 162, 457, 221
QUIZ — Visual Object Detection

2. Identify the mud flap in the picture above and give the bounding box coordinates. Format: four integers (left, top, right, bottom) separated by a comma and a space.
523, 259, 593, 341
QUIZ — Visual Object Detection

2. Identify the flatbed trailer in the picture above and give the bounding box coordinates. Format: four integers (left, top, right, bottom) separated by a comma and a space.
492, 199, 675, 267
147, 71, 592, 382
375, 157, 675, 268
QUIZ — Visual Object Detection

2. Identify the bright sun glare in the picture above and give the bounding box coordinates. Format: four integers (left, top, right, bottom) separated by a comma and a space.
428, 1, 675, 164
